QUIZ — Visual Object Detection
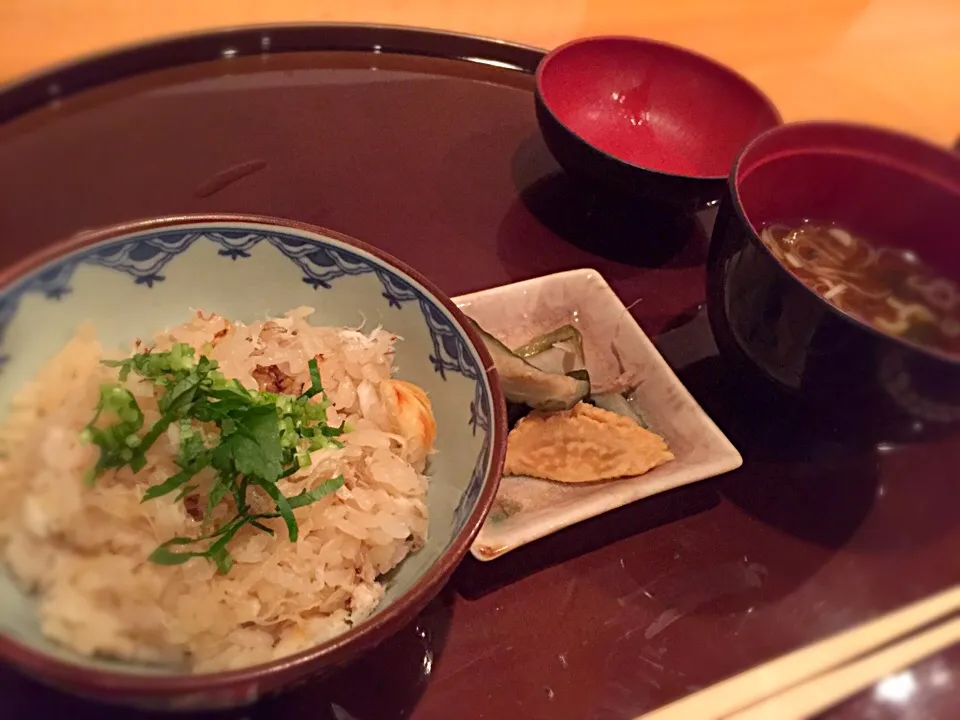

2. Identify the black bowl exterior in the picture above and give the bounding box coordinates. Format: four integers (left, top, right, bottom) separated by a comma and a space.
707, 186, 960, 439
534, 92, 724, 209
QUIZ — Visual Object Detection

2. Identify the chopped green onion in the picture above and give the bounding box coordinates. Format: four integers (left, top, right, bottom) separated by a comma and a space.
82, 342, 350, 573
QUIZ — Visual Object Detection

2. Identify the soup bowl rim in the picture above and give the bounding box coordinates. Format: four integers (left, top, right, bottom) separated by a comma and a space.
727, 120, 960, 367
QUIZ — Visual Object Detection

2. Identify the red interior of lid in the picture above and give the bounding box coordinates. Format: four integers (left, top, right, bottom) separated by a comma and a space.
537, 37, 781, 178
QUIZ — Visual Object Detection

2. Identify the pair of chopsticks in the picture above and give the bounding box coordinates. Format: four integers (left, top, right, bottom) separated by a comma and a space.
636, 586, 960, 720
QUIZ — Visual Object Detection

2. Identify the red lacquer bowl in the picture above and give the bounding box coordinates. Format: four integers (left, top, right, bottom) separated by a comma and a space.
535, 36, 781, 208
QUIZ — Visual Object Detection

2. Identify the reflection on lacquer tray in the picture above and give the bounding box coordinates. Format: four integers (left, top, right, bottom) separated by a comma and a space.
828, 651, 960, 720
663, 308, 959, 556
653, 305, 959, 593
253, 594, 452, 720
505, 130, 711, 272
1, 595, 453, 720
673, 364, 878, 550
653, 309, 879, 551
508, 169, 709, 271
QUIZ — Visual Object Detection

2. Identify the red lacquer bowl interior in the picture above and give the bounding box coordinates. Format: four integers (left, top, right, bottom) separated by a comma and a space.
735, 122, 960, 293
537, 36, 781, 178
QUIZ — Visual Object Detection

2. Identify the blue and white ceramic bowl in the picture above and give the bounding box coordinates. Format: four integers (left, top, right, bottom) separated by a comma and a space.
0, 215, 506, 709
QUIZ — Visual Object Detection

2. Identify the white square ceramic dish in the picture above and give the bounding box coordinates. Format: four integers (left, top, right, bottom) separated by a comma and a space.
453, 269, 742, 561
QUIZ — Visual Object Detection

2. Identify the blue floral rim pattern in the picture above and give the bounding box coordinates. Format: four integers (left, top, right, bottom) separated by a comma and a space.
0, 226, 493, 535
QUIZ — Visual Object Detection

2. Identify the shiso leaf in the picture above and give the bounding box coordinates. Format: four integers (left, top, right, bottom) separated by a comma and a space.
82, 343, 348, 573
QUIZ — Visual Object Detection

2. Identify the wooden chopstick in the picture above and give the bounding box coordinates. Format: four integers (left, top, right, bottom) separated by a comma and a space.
728, 615, 960, 719
635, 585, 960, 720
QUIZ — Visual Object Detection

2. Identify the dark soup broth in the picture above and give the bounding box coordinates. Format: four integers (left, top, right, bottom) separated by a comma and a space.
759, 221, 960, 357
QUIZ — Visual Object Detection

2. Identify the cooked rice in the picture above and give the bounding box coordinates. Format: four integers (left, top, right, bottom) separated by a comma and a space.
0, 307, 434, 672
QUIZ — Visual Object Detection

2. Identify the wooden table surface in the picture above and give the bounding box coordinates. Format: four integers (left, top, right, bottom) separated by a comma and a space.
1, 0, 958, 146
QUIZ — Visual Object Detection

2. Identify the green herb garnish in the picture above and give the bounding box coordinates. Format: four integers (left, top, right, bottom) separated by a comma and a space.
83, 346, 346, 573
